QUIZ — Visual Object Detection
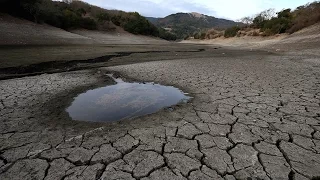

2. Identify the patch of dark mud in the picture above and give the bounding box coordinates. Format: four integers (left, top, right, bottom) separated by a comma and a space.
0, 51, 169, 80
176, 48, 206, 52
0, 49, 211, 80
37, 70, 115, 132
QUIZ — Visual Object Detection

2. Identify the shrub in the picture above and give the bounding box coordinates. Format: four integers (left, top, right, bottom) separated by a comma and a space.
253, 15, 267, 28
262, 29, 274, 36
277, 9, 292, 19
252, 31, 260, 36
224, 26, 240, 38
205, 29, 223, 39
287, 1, 320, 33
194, 32, 200, 39
0, 0, 42, 21
250, 2, 320, 35
110, 15, 122, 26
159, 28, 177, 41
79, 17, 97, 30
262, 16, 292, 35
123, 12, 159, 36
96, 13, 110, 22
61, 9, 80, 29
193, 32, 206, 39
199, 32, 206, 39
252, 9, 276, 28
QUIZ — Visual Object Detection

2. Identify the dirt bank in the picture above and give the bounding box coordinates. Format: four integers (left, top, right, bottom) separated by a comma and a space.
0, 14, 164, 45
182, 23, 320, 57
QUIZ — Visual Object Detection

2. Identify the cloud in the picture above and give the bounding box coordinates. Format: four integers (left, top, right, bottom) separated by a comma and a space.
88, 0, 216, 17
82, 0, 313, 20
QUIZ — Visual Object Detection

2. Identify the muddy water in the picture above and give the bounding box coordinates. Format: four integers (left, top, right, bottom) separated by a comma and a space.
66, 75, 191, 122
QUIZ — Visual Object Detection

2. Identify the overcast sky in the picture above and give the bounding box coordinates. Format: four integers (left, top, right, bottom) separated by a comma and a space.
82, 0, 313, 20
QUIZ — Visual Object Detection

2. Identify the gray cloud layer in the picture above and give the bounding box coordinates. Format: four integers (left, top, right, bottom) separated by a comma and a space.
83, 0, 313, 20
88, 0, 216, 17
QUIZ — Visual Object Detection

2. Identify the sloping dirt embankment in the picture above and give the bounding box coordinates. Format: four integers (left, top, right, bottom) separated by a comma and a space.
0, 14, 165, 45
182, 23, 320, 57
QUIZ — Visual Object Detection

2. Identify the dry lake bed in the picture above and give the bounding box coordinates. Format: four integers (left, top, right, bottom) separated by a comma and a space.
0, 44, 320, 180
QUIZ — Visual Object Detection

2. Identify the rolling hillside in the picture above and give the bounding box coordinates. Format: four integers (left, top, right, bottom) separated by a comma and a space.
147, 12, 239, 38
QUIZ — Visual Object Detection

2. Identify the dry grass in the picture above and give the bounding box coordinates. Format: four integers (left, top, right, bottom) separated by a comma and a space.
205, 29, 223, 39
288, 1, 320, 33
237, 28, 261, 37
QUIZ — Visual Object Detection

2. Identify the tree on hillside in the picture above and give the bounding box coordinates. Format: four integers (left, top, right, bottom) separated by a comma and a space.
260, 9, 293, 35
252, 8, 276, 28
0, 0, 42, 21
76, 8, 86, 16
20, 0, 40, 20
239, 16, 253, 26
63, 0, 73, 4
261, 9, 276, 20
123, 12, 159, 36
96, 13, 110, 22
277, 9, 292, 19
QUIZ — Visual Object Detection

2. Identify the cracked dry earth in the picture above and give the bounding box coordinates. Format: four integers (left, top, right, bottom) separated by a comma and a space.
1, 49, 320, 180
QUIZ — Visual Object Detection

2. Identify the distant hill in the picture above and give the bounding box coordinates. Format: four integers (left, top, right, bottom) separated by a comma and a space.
147, 12, 239, 39
145, 17, 160, 24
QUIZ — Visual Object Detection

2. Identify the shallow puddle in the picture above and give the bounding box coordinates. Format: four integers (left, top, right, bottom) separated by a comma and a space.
66, 75, 191, 122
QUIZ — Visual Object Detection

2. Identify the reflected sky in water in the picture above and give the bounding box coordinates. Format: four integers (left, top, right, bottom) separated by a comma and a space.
66, 76, 190, 122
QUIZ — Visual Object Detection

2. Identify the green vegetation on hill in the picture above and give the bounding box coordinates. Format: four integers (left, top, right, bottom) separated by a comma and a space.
224, 26, 241, 38
240, 1, 320, 37
150, 13, 239, 39
289, 1, 320, 33
256, 1, 320, 35
0, 0, 98, 30
220, 1, 320, 38
252, 8, 294, 35
0, 0, 177, 41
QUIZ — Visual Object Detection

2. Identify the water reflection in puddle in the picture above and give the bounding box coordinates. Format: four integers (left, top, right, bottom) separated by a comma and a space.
66, 75, 191, 122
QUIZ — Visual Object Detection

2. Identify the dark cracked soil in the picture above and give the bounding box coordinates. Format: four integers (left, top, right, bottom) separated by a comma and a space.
0, 43, 320, 180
